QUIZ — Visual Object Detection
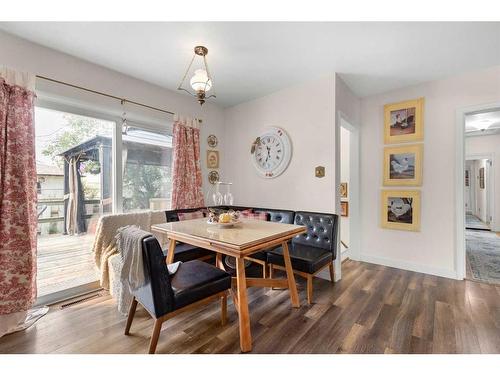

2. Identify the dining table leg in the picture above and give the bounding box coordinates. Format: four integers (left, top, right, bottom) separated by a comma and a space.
216, 252, 224, 269
235, 257, 252, 352
281, 241, 300, 308
166, 238, 176, 264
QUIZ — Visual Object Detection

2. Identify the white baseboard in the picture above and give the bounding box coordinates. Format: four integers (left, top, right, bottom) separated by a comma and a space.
341, 248, 350, 261
358, 253, 459, 280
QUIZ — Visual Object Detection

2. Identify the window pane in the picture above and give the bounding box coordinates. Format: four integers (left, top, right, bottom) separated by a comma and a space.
35, 106, 114, 298
122, 127, 173, 212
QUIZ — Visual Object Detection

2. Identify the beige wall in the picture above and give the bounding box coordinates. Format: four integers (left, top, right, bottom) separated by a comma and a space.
359, 65, 500, 278
223, 75, 336, 212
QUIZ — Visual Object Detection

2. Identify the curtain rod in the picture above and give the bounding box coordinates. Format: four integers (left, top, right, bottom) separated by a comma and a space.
35, 75, 202, 123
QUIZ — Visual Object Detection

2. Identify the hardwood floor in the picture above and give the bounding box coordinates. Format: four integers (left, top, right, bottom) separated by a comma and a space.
1, 259, 500, 354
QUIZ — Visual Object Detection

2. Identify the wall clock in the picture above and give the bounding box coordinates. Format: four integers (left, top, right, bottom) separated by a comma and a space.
251, 127, 292, 178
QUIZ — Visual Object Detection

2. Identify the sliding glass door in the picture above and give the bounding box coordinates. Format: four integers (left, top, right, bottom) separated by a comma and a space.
121, 126, 173, 212
34, 101, 174, 304
35, 106, 114, 301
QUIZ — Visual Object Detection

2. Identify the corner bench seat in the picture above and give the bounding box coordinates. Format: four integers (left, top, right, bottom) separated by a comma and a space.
267, 243, 332, 274
162, 207, 338, 304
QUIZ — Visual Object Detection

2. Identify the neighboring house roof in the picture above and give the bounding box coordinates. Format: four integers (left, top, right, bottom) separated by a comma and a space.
37, 161, 64, 176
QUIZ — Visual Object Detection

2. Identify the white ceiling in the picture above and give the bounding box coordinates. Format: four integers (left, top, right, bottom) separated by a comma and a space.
1, 22, 500, 107
465, 110, 500, 136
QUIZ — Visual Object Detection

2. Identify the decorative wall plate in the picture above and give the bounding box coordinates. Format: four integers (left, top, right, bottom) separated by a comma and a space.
208, 170, 219, 184
207, 134, 218, 148
250, 127, 292, 178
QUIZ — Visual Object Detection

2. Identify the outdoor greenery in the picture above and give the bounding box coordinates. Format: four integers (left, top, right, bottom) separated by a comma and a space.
42, 114, 106, 167
123, 163, 171, 211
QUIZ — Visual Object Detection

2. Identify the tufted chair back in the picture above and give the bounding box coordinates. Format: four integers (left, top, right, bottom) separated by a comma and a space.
292, 211, 338, 259
165, 207, 207, 222
134, 236, 175, 318
253, 208, 295, 224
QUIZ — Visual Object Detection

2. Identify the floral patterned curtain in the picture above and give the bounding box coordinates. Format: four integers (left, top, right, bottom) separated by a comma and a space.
171, 115, 204, 209
0, 68, 37, 336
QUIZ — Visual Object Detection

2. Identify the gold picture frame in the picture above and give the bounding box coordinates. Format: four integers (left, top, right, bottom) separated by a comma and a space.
383, 144, 423, 186
384, 97, 424, 144
206, 150, 219, 169
381, 190, 421, 232
339, 182, 348, 198
340, 201, 349, 217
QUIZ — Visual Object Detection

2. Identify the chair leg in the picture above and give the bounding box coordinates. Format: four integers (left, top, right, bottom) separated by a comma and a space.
329, 262, 335, 283
307, 275, 313, 305
124, 297, 138, 335
148, 319, 163, 354
269, 264, 274, 279
262, 262, 267, 279
221, 293, 227, 326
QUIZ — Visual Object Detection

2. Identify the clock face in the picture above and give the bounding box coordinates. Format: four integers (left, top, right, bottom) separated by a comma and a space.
251, 127, 292, 178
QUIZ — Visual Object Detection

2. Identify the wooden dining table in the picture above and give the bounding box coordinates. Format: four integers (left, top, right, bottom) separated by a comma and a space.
151, 218, 306, 352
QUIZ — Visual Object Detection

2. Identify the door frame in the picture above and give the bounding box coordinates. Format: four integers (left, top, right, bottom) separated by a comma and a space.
336, 111, 361, 275
455, 103, 500, 280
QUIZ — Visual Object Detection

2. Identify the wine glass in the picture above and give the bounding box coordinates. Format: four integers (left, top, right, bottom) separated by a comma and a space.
224, 183, 234, 205
212, 183, 223, 206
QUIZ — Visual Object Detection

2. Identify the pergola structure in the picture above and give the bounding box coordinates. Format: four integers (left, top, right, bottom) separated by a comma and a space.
59, 132, 172, 235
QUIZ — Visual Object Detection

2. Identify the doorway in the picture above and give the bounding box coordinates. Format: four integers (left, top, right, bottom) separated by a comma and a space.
460, 108, 500, 284
338, 115, 360, 269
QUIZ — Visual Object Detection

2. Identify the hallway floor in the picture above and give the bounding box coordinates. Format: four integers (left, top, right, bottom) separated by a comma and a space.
466, 213, 490, 231
466, 229, 500, 284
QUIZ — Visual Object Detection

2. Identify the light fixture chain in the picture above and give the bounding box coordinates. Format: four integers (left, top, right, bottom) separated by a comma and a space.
203, 54, 215, 94
177, 53, 196, 90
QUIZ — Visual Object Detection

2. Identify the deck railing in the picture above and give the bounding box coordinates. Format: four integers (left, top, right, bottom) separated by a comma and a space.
38, 198, 100, 223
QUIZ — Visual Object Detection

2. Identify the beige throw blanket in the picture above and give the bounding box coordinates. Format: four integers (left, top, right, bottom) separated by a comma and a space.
92, 210, 166, 289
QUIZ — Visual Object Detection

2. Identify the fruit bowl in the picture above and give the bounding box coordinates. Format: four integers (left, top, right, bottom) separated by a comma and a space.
207, 219, 242, 228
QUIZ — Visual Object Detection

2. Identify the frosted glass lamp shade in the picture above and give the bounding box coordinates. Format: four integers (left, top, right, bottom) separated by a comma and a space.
190, 69, 212, 92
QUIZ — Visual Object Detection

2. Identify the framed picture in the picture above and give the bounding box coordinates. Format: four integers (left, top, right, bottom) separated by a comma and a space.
383, 144, 423, 186
381, 190, 421, 231
206, 150, 219, 169
340, 201, 349, 217
479, 167, 485, 189
340, 182, 348, 198
384, 98, 424, 144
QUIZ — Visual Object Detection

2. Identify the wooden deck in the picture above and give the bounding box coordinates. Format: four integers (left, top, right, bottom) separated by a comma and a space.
37, 234, 98, 297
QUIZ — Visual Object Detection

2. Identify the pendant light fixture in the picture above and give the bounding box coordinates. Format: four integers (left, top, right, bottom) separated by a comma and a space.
177, 46, 216, 106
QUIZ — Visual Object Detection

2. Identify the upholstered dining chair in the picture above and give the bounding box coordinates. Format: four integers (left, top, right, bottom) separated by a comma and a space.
266, 211, 338, 304
124, 235, 231, 354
